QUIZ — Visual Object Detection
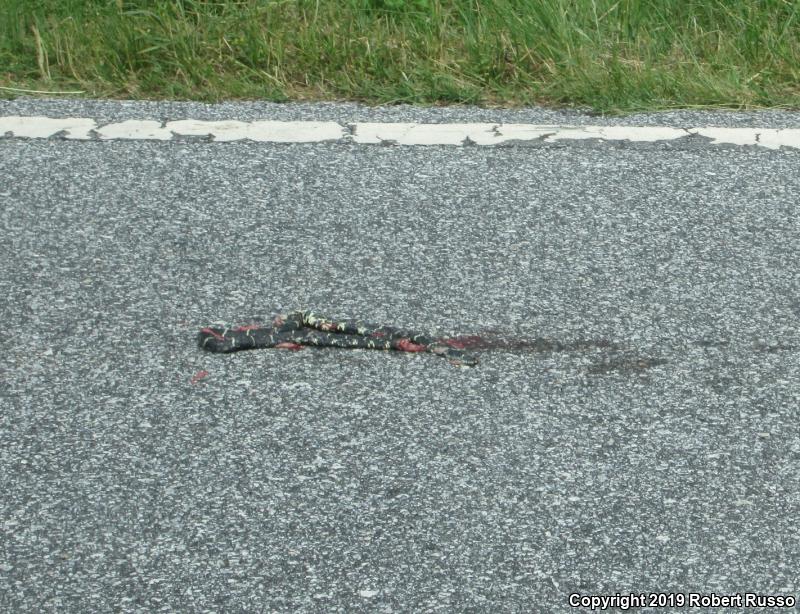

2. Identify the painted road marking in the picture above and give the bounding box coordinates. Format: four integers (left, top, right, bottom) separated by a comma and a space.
1, 116, 799, 149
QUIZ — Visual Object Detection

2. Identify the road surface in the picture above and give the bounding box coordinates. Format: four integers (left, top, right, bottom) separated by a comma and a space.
1, 99, 799, 612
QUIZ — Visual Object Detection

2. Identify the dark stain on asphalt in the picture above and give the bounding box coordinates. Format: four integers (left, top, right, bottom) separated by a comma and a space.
448, 333, 620, 353
752, 341, 797, 353
587, 356, 669, 375
449, 332, 669, 376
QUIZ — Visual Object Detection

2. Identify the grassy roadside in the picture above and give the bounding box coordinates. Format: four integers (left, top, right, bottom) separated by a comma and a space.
1, 0, 799, 114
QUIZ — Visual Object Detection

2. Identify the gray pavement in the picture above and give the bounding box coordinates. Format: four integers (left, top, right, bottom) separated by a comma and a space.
1, 100, 799, 613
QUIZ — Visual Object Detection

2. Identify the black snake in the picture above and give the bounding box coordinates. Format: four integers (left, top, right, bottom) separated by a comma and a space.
198, 311, 478, 366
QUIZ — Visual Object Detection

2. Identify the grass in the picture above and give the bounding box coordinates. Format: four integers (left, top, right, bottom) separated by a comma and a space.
1, 0, 799, 114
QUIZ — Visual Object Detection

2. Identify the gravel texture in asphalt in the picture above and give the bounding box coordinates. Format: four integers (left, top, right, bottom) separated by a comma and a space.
1, 100, 799, 612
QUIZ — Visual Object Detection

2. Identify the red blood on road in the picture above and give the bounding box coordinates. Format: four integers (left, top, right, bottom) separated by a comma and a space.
444, 335, 489, 349
190, 370, 209, 384
396, 338, 426, 353
275, 342, 304, 350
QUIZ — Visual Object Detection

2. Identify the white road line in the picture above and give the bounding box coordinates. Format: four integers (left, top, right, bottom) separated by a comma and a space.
0, 116, 97, 139
1, 115, 799, 149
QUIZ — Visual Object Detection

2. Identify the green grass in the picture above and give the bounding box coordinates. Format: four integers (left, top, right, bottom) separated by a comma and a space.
1, 0, 799, 114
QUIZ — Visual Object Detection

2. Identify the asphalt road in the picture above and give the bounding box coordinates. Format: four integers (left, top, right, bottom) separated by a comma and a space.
1, 100, 799, 613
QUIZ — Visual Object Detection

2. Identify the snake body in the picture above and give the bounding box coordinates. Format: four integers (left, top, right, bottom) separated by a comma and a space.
198, 311, 478, 366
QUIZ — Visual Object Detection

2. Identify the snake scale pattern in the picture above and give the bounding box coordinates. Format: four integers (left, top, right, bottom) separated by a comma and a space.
198, 311, 478, 366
